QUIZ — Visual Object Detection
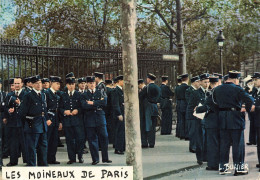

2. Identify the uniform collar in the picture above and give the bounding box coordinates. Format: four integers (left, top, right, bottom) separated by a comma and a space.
79, 89, 85, 93
15, 88, 23, 96
50, 88, 56, 94
88, 88, 96, 93
33, 88, 41, 94
117, 85, 122, 90
200, 86, 207, 93
68, 90, 75, 95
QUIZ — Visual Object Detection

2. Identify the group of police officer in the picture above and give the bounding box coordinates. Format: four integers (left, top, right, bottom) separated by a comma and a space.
0, 71, 166, 168
175, 70, 260, 176
0, 70, 259, 176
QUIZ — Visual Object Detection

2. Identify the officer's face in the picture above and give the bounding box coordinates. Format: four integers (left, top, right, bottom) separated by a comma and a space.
14, 78, 23, 91
0, 83, 2, 89
95, 77, 100, 83
43, 82, 50, 89
253, 78, 257, 86
78, 82, 86, 90
33, 80, 42, 91
66, 83, 75, 91
201, 79, 210, 89
218, 80, 222, 86
193, 81, 200, 89
51, 82, 60, 91
87, 82, 96, 90
10, 84, 15, 91
27, 82, 33, 88
118, 80, 124, 87
255, 79, 260, 87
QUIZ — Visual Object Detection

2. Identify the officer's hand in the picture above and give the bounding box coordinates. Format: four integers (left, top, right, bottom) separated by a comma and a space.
15, 98, 20, 105
8, 108, 15, 113
118, 115, 123, 121
64, 110, 71, 116
250, 105, 255, 112
58, 123, 62, 130
240, 108, 246, 112
72, 109, 78, 115
3, 118, 7, 124
46, 120, 52, 126
87, 101, 94, 105
194, 106, 197, 111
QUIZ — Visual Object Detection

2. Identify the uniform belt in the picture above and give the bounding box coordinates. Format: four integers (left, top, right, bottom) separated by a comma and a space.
26, 112, 45, 119
219, 107, 241, 111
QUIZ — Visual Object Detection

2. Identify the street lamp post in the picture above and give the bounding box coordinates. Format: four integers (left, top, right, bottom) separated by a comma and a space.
216, 30, 225, 75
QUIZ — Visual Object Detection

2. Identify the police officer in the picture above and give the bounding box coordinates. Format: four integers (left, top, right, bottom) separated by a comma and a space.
196, 76, 220, 170
160, 76, 174, 135
3, 77, 27, 166
0, 79, 6, 168
112, 75, 125, 154
246, 74, 257, 146
94, 72, 106, 92
142, 73, 161, 148
18, 75, 51, 166
175, 74, 190, 139
175, 76, 182, 138
189, 73, 210, 165
45, 76, 62, 164
42, 78, 50, 91
213, 71, 254, 175
23, 77, 32, 92
185, 76, 200, 153
104, 79, 114, 144
253, 72, 260, 171
81, 76, 112, 165
2, 78, 15, 159
138, 79, 147, 148
78, 77, 86, 94
59, 76, 85, 164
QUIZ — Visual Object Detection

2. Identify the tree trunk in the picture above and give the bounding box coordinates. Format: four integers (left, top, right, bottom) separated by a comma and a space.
176, 0, 187, 74
120, 1, 143, 180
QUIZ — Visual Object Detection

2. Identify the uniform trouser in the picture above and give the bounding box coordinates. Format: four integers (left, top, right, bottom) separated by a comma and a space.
114, 120, 125, 152
47, 125, 59, 162
142, 116, 157, 147
64, 126, 85, 162
195, 120, 207, 162
161, 108, 173, 135
106, 114, 114, 144
86, 125, 109, 162
256, 128, 260, 165
179, 111, 186, 138
248, 113, 256, 144
7, 127, 27, 164
140, 115, 147, 146
25, 132, 47, 166
188, 120, 196, 151
206, 128, 220, 168
176, 106, 180, 137
2, 124, 9, 157
219, 129, 245, 171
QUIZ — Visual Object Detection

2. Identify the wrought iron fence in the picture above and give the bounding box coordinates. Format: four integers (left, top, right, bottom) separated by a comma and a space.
0, 38, 179, 91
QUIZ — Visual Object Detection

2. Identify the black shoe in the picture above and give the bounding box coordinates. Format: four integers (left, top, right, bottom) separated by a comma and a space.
102, 160, 112, 163
114, 150, 124, 155
6, 162, 17, 167
149, 145, 154, 148
206, 166, 218, 171
67, 160, 75, 164
2, 155, 8, 159
48, 161, 60, 164
189, 149, 196, 153
142, 145, 148, 148
79, 158, 84, 163
92, 161, 99, 165
197, 161, 203, 165
58, 144, 64, 147
256, 164, 260, 168
83, 149, 89, 154
234, 170, 248, 176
